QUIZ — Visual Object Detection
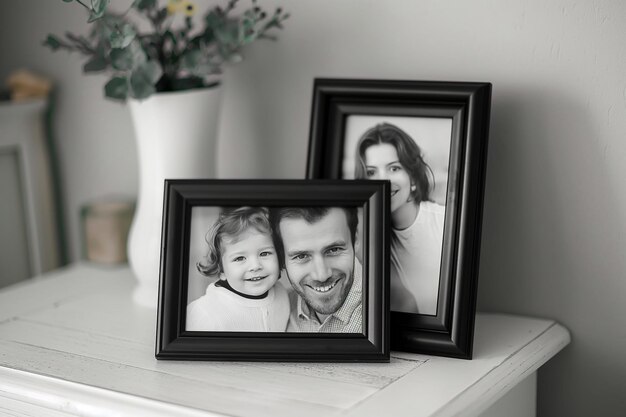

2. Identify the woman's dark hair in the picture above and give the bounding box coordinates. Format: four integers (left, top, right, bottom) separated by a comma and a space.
354, 122, 434, 204
197, 206, 276, 277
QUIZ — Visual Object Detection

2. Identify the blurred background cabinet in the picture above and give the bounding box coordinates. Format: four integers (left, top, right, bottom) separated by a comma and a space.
0, 99, 60, 288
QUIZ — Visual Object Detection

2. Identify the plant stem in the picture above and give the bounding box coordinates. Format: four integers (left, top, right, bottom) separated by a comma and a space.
65, 33, 96, 54
148, 10, 172, 82
74, 0, 91, 11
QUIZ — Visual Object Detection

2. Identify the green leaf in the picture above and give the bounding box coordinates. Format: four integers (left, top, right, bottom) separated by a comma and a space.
87, 11, 103, 23
83, 54, 108, 72
180, 50, 217, 77
128, 61, 162, 99
88, 0, 110, 22
110, 48, 133, 70
91, 0, 108, 12
237, 19, 256, 45
181, 50, 201, 69
104, 76, 128, 100
43, 35, 63, 51
110, 24, 136, 49
215, 24, 237, 46
142, 61, 163, 83
203, 29, 216, 45
242, 17, 255, 31
205, 11, 223, 29
132, 0, 156, 10
239, 18, 258, 44
129, 71, 155, 99
110, 41, 146, 70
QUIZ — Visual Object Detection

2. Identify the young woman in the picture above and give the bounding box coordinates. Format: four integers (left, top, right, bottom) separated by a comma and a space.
355, 123, 444, 315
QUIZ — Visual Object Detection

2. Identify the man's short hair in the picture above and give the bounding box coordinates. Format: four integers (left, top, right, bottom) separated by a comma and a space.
270, 206, 358, 263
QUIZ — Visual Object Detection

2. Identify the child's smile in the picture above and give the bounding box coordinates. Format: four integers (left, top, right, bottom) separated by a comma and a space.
245, 275, 268, 282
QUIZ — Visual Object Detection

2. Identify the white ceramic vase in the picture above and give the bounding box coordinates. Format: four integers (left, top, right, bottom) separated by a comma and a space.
127, 87, 222, 308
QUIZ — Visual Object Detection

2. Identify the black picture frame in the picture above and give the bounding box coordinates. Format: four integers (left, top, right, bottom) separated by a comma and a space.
306, 79, 491, 359
156, 179, 390, 362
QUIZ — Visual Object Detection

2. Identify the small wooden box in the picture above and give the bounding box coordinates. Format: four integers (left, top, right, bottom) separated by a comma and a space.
81, 200, 134, 264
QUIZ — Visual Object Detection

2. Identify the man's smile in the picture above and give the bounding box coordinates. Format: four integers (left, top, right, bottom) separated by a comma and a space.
307, 277, 342, 293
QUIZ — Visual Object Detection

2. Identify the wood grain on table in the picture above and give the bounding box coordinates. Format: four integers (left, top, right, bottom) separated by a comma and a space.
0, 264, 570, 417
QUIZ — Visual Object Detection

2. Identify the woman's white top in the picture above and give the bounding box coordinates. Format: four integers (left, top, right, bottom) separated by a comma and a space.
390, 201, 445, 315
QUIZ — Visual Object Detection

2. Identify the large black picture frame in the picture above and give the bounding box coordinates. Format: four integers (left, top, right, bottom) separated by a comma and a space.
307, 79, 491, 359
156, 179, 390, 362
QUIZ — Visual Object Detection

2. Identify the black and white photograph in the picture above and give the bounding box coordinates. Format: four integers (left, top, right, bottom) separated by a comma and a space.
4, 2, 622, 415
307, 78, 491, 358
185, 205, 363, 333
342, 116, 452, 316
156, 179, 389, 361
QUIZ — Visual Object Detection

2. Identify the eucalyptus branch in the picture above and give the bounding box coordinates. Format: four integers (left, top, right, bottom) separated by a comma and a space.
53, 39, 84, 53
45, 0, 288, 100
65, 32, 96, 54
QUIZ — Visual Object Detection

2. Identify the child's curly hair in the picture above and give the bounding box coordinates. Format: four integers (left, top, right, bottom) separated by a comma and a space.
197, 207, 276, 277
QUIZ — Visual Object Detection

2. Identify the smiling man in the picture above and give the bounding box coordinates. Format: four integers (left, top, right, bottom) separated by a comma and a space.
271, 207, 362, 333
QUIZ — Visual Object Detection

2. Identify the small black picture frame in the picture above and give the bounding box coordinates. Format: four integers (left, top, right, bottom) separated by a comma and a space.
156, 179, 390, 362
307, 79, 491, 359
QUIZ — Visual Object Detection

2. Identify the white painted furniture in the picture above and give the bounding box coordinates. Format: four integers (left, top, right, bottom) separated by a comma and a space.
0, 99, 60, 287
0, 264, 570, 417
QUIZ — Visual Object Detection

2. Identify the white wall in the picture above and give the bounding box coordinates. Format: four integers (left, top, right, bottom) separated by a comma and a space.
1, 0, 625, 415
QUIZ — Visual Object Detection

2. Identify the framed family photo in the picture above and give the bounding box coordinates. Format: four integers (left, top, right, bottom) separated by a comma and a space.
156, 179, 390, 362
307, 79, 492, 358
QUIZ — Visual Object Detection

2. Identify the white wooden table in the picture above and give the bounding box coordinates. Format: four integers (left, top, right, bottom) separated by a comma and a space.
0, 264, 570, 417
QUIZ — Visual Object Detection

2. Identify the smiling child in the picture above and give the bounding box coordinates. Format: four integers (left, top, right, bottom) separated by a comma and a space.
186, 207, 289, 332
